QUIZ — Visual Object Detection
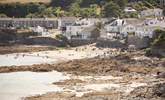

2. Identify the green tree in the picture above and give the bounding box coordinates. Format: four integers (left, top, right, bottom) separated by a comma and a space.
113, 0, 128, 9
56, 34, 69, 43
146, 29, 165, 57
69, 3, 81, 17
53, 7, 63, 17
152, 29, 165, 45
42, 7, 55, 17
129, 12, 138, 18
79, 0, 96, 7
26, 13, 36, 18
38, 4, 46, 13
90, 4, 100, 17
144, 0, 158, 6
0, 13, 8, 18
50, 0, 77, 9
103, 1, 122, 17
80, 5, 98, 17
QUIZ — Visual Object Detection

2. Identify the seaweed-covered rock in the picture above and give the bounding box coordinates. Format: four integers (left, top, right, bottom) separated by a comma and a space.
154, 83, 165, 98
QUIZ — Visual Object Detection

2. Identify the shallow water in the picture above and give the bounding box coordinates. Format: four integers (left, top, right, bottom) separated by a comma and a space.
0, 71, 69, 100
0, 71, 149, 100
0, 49, 103, 66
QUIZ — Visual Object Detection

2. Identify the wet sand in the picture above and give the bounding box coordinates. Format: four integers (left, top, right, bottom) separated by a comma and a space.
0, 71, 69, 100
25, 72, 165, 100
0, 45, 118, 67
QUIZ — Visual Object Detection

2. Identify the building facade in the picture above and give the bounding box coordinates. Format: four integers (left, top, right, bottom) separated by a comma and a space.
58, 17, 77, 30
101, 18, 165, 40
140, 8, 163, 17
0, 18, 58, 29
160, 0, 165, 6
63, 18, 99, 40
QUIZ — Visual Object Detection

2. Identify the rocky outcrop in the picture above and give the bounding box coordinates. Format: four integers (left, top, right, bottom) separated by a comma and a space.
146, 29, 165, 57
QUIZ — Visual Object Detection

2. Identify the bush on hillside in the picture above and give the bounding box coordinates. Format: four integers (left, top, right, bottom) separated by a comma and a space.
146, 29, 165, 57
56, 34, 68, 42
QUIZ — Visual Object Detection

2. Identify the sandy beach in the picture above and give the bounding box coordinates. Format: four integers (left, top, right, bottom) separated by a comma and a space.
0, 44, 120, 67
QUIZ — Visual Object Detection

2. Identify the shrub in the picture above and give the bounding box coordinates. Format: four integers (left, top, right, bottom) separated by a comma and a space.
56, 34, 68, 42
145, 48, 152, 56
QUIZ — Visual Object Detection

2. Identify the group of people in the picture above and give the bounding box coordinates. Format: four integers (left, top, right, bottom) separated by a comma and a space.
8, 53, 50, 59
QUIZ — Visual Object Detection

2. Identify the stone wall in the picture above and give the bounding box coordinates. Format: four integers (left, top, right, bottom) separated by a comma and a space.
69, 39, 95, 47
96, 39, 126, 48
126, 35, 151, 49
23, 37, 67, 47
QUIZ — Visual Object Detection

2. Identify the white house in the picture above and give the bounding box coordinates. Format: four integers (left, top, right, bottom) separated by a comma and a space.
80, 26, 96, 39
104, 19, 126, 32
75, 18, 99, 26
64, 25, 85, 40
144, 18, 165, 27
144, 18, 159, 26
58, 17, 77, 30
64, 25, 96, 40
63, 18, 99, 40
135, 18, 165, 38
102, 18, 136, 39
140, 8, 163, 17
135, 26, 156, 38
100, 17, 165, 49
64, 18, 165, 41
101, 18, 165, 40
120, 24, 136, 37
31, 26, 50, 36
102, 19, 126, 39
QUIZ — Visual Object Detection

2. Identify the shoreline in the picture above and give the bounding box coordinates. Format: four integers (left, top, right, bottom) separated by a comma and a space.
0, 45, 164, 100
0, 53, 164, 75
0, 45, 58, 55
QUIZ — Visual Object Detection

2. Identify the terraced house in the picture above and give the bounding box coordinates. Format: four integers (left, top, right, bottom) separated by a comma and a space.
0, 18, 58, 29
